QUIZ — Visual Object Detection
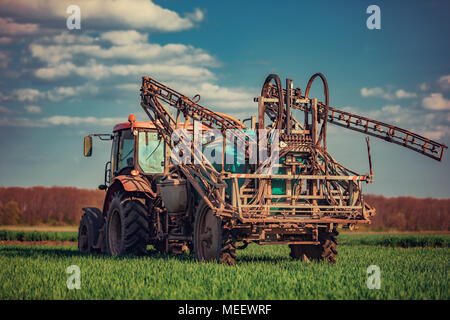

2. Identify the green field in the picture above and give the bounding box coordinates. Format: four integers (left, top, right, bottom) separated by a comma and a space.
0, 233, 448, 300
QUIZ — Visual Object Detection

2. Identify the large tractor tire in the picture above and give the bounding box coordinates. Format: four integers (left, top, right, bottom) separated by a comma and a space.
193, 200, 236, 265
289, 229, 338, 263
78, 207, 105, 253
105, 191, 149, 256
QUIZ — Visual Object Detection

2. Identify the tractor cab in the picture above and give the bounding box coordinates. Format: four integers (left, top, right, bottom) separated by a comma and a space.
111, 118, 165, 177
83, 115, 166, 189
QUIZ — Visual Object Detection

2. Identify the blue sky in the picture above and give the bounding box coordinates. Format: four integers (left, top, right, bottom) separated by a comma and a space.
0, 0, 449, 198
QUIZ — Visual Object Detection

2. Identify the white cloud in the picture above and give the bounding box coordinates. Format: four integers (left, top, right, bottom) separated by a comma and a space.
47, 84, 99, 102
100, 30, 148, 45
13, 88, 45, 102
0, 0, 204, 32
438, 75, 450, 91
42, 116, 123, 126
0, 115, 125, 127
0, 116, 46, 127
420, 126, 450, 140
46, 33, 95, 45
361, 87, 394, 100
34, 60, 216, 82
395, 89, 417, 99
7, 85, 98, 102
0, 1, 256, 124
419, 83, 429, 91
185, 8, 205, 23
0, 17, 38, 35
30, 33, 217, 67
115, 83, 140, 91
164, 81, 255, 112
422, 93, 450, 111
24, 105, 41, 113
361, 87, 416, 100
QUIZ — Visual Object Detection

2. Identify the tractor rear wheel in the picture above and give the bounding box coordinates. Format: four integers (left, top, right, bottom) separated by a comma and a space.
78, 208, 104, 253
289, 229, 338, 263
105, 191, 149, 256
193, 200, 236, 265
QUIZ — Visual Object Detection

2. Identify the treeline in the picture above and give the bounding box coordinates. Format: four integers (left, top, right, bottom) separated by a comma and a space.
0, 187, 448, 231
364, 195, 450, 231
0, 187, 103, 225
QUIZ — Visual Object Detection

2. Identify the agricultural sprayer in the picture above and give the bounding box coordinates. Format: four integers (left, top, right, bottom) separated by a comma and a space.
79, 73, 447, 264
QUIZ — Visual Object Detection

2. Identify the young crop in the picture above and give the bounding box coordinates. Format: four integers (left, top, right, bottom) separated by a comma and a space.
0, 234, 448, 300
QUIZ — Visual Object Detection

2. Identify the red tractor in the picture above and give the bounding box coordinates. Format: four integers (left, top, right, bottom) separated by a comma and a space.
80, 118, 195, 255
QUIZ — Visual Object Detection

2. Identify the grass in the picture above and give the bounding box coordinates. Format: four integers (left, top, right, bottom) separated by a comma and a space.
0, 233, 449, 299
338, 233, 450, 248
0, 230, 77, 242
0, 225, 78, 232
2, 230, 450, 248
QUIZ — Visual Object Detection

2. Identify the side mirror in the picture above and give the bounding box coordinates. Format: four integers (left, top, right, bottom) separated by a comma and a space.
83, 136, 92, 157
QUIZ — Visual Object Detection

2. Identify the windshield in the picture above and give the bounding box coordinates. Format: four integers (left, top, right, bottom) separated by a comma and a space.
138, 131, 164, 174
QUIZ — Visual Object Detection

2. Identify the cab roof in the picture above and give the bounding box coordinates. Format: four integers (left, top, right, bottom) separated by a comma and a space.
113, 121, 211, 132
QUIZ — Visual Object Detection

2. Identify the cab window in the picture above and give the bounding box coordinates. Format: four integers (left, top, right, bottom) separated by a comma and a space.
117, 129, 134, 172
138, 131, 164, 174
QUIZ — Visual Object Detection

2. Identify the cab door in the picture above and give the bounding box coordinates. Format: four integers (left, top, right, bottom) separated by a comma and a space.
113, 129, 135, 176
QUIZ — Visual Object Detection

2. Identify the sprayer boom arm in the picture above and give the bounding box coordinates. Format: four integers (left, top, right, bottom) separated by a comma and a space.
291, 98, 447, 161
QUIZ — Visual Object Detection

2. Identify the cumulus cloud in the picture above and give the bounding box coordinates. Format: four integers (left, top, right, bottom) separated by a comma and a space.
0, 116, 46, 127
438, 75, 450, 91
419, 83, 429, 91
47, 84, 99, 102
5, 85, 99, 103
24, 105, 42, 113
30, 32, 218, 67
361, 87, 416, 100
100, 30, 148, 45
395, 89, 417, 99
361, 87, 393, 100
42, 115, 123, 126
185, 8, 205, 23
164, 81, 255, 113
0, 115, 125, 127
0, 0, 257, 126
0, 17, 39, 35
13, 88, 46, 102
0, 0, 204, 32
422, 93, 450, 111
34, 60, 216, 82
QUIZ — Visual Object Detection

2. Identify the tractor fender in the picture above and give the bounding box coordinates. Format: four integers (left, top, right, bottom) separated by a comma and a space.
102, 175, 155, 216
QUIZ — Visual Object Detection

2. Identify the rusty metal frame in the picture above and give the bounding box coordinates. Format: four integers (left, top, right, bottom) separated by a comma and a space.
137, 74, 447, 246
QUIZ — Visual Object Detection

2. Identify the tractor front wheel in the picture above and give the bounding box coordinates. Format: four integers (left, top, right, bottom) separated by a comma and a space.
105, 191, 149, 256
